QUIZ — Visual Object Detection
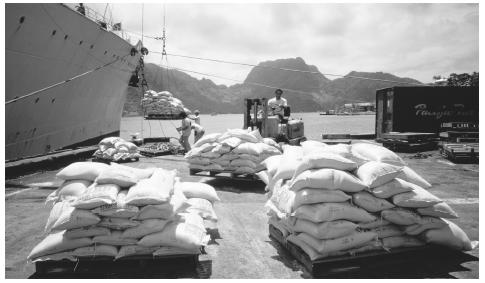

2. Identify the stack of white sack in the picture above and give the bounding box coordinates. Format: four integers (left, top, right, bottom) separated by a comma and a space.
142, 90, 188, 116
28, 162, 210, 262
263, 141, 478, 261
185, 128, 282, 175
175, 181, 221, 230
93, 137, 142, 162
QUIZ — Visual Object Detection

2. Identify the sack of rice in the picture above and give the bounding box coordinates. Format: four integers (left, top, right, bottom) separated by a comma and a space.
358, 218, 391, 229
404, 216, 447, 235
91, 190, 139, 219
231, 159, 258, 168
371, 225, 404, 238
352, 191, 395, 213
73, 184, 121, 210
93, 230, 138, 246
27, 231, 92, 260
138, 219, 210, 249
211, 144, 232, 154
351, 142, 406, 166
233, 142, 263, 156
290, 168, 368, 192
382, 236, 425, 249
370, 178, 414, 199
185, 198, 218, 221
297, 231, 378, 254
218, 129, 258, 143
194, 133, 222, 148
125, 169, 175, 206
416, 202, 458, 219
121, 219, 171, 239
135, 187, 188, 220
98, 217, 140, 230
381, 208, 421, 226
263, 137, 280, 149
301, 140, 327, 155
187, 157, 212, 166
397, 166, 432, 188
287, 234, 328, 261
45, 201, 100, 232
294, 188, 351, 208
116, 245, 160, 259
294, 202, 376, 223
392, 185, 442, 208
64, 226, 110, 239
176, 182, 220, 202
220, 137, 243, 148
292, 219, 358, 240
271, 147, 304, 184
109, 163, 154, 181
72, 245, 118, 258
45, 179, 92, 205
291, 152, 357, 180
249, 129, 264, 142
96, 167, 138, 188
355, 161, 403, 188
421, 219, 477, 251
56, 162, 109, 181
262, 155, 283, 178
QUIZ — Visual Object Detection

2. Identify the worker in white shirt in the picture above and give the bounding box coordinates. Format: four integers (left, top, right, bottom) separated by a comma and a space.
268, 88, 287, 120
192, 122, 205, 143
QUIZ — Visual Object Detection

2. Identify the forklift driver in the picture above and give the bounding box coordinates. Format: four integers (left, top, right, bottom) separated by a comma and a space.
268, 89, 288, 121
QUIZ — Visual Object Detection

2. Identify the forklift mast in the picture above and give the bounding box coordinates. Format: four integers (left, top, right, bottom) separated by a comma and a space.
243, 98, 268, 137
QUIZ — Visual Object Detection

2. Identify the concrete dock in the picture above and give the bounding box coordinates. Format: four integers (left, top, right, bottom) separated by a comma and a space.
5, 150, 479, 278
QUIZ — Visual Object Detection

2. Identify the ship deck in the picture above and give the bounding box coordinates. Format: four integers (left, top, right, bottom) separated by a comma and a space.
5, 150, 479, 278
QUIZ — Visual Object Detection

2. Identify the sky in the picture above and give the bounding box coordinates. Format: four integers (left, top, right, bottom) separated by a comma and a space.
83, 2, 479, 86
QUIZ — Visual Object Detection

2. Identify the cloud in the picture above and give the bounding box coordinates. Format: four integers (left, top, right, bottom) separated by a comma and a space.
89, 3, 478, 85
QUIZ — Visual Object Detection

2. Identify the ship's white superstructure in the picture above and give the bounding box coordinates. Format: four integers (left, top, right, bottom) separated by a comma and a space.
6, 3, 141, 161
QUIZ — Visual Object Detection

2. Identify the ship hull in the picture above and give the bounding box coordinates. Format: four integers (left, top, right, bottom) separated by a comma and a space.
5, 3, 140, 161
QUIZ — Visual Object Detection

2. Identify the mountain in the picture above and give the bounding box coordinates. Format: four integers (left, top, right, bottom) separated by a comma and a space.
122, 59, 422, 115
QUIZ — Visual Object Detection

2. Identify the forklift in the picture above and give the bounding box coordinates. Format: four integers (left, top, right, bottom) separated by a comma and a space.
243, 98, 306, 145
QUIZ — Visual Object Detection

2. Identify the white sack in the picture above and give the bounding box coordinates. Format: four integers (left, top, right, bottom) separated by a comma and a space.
177, 182, 220, 202
371, 178, 414, 199
28, 231, 92, 260
125, 168, 175, 206
290, 168, 368, 192
93, 230, 138, 246
382, 236, 425, 249
116, 245, 159, 259
98, 217, 140, 230
193, 133, 222, 147
421, 219, 476, 251
291, 152, 357, 180
135, 187, 188, 220
351, 142, 406, 166
138, 221, 210, 249
73, 183, 121, 210
355, 161, 403, 188
292, 219, 358, 240
297, 231, 378, 254
352, 191, 395, 213
73, 245, 118, 258
417, 202, 458, 219
121, 219, 171, 239
91, 190, 139, 218
381, 208, 421, 226
46, 180, 91, 205
64, 226, 110, 239
56, 162, 109, 181
404, 216, 447, 235
397, 166, 432, 188
294, 202, 376, 223
185, 198, 218, 221
392, 184, 442, 208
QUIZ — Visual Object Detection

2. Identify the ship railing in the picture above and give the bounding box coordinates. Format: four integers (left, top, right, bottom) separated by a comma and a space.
63, 3, 133, 43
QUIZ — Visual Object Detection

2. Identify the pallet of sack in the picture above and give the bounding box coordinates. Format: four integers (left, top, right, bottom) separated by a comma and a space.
268, 224, 471, 278
28, 162, 220, 278
92, 137, 142, 163
185, 128, 282, 182
262, 140, 477, 278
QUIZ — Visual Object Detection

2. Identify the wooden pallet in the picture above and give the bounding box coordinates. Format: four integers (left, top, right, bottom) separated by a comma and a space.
380, 132, 437, 142
32, 254, 199, 278
268, 224, 468, 278
382, 140, 438, 153
441, 143, 479, 162
189, 169, 261, 181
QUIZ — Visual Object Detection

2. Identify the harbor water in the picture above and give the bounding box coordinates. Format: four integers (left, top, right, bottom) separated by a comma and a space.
120, 113, 376, 142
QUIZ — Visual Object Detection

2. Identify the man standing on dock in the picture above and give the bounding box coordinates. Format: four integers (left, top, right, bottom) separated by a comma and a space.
177, 112, 192, 153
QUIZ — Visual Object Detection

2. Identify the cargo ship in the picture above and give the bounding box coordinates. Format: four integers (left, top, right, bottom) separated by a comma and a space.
5, 3, 141, 161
